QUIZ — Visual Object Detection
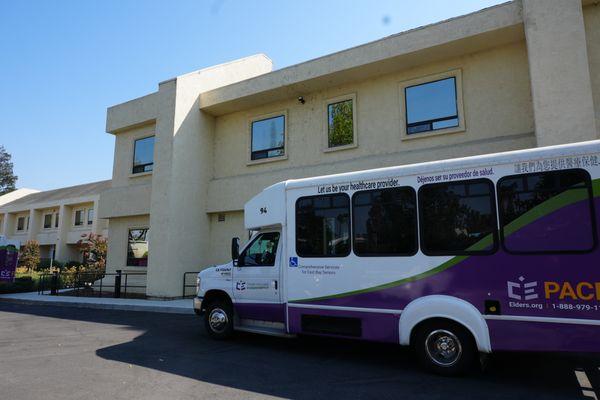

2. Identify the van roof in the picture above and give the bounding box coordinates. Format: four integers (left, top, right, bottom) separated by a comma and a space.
283, 139, 600, 190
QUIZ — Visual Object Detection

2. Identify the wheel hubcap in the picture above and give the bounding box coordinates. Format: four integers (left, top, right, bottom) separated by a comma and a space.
208, 308, 229, 333
425, 329, 462, 367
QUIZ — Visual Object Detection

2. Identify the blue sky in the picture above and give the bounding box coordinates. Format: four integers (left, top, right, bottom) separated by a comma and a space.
0, 0, 504, 191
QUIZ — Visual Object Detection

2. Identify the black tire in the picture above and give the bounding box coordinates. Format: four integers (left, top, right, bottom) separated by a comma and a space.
413, 319, 477, 376
204, 300, 234, 340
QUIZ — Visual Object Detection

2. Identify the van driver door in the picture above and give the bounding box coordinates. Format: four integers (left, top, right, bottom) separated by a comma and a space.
232, 231, 282, 310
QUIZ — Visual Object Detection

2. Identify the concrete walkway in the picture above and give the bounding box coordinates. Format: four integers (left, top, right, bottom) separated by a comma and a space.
0, 291, 194, 314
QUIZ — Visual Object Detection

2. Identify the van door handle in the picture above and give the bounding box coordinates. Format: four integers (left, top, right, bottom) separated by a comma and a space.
273, 280, 278, 290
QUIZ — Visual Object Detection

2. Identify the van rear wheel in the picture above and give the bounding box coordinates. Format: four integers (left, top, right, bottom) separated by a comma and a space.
413, 320, 476, 376
204, 300, 233, 340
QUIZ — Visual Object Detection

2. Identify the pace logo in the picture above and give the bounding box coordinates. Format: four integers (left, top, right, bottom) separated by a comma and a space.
289, 257, 298, 268
236, 281, 246, 291
507, 276, 539, 301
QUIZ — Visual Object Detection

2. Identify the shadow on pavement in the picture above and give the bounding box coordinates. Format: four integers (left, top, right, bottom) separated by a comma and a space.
1, 302, 595, 400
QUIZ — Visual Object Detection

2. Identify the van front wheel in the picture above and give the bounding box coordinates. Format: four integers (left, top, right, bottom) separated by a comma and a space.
413, 320, 476, 376
204, 301, 234, 340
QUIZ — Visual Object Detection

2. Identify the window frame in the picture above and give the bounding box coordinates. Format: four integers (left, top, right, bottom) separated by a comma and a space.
126, 227, 150, 267
132, 135, 155, 175
497, 168, 598, 255
351, 186, 419, 257
43, 213, 53, 229
323, 93, 358, 152
399, 69, 465, 140
87, 208, 94, 226
16, 216, 26, 232
237, 231, 281, 268
247, 111, 288, 165
73, 209, 85, 227
418, 178, 499, 257
295, 193, 352, 258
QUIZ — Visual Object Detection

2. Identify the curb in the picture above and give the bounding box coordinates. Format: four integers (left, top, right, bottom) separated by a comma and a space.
0, 297, 195, 315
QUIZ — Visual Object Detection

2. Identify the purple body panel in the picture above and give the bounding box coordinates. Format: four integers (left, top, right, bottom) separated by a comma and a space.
487, 320, 600, 352
234, 303, 286, 323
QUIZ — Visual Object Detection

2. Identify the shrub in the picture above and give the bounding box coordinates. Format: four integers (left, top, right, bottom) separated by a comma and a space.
0, 276, 37, 294
18, 241, 40, 272
63, 261, 82, 269
37, 258, 64, 270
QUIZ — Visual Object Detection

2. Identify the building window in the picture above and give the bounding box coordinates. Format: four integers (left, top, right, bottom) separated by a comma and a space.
250, 115, 285, 161
87, 208, 94, 225
419, 179, 498, 255
238, 232, 280, 267
132, 136, 155, 174
352, 187, 418, 256
127, 228, 149, 267
498, 169, 596, 254
74, 210, 84, 226
296, 194, 350, 257
43, 214, 52, 229
327, 97, 355, 149
405, 77, 458, 135
54, 212, 59, 228
16, 217, 26, 232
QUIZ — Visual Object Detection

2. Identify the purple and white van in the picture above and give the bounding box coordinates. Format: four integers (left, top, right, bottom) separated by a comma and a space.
194, 139, 600, 375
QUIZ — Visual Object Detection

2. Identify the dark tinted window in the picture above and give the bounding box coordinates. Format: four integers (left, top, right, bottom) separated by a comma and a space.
498, 169, 596, 253
133, 136, 155, 174
43, 214, 52, 229
405, 77, 458, 135
74, 210, 84, 226
251, 115, 285, 160
419, 179, 497, 255
296, 194, 350, 257
353, 187, 417, 256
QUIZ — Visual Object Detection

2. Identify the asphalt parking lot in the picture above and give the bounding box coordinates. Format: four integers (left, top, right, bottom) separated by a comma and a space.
0, 302, 598, 400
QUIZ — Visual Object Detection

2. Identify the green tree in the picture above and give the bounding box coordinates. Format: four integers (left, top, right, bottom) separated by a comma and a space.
0, 145, 17, 195
328, 100, 354, 147
77, 233, 107, 270
19, 241, 40, 272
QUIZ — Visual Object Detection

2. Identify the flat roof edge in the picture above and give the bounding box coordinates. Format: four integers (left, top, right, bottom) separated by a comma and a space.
200, 1, 522, 113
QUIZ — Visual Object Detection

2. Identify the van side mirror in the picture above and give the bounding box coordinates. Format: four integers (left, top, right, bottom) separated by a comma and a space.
231, 237, 240, 265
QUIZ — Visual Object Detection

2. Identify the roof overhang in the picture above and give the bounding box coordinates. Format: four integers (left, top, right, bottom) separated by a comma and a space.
199, 1, 524, 116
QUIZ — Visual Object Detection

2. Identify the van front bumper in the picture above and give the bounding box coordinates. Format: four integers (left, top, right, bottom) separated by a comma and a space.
193, 296, 203, 316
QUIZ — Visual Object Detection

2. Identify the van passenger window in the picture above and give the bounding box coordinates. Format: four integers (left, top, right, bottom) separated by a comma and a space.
239, 232, 280, 267
498, 169, 596, 253
296, 194, 350, 257
419, 179, 498, 255
353, 187, 417, 256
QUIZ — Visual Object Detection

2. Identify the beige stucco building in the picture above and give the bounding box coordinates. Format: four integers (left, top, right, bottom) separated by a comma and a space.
0, 181, 110, 263
100, 0, 600, 298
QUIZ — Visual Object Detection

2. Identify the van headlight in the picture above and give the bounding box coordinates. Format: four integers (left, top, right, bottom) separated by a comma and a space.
196, 277, 201, 294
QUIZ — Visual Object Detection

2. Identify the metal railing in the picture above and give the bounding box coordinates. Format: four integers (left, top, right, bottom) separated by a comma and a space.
38, 270, 147, 299
182, 271, 200, 298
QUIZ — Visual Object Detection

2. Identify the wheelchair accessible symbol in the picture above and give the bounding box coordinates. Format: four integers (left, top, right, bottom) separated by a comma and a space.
289, 257, 298, 267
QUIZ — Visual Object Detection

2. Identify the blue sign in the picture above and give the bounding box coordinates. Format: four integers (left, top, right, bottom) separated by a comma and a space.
289, 257, 298, 267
